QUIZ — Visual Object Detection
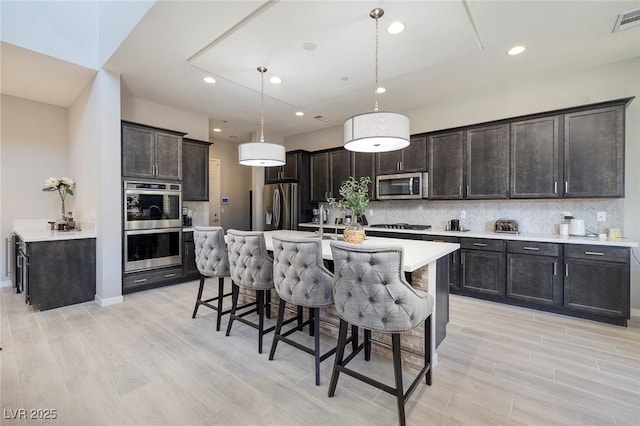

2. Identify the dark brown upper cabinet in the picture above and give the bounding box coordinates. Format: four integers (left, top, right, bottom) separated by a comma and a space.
264, 151, 306, 183
510, 116, 561, 198
563, 105, 625, 198
310, 148, 351, 202
122, 122, 184, 181
351, 151, 376, 199
182, 138, 211, 201
466, 124, 509, 199
428, 131, 465, 200
376, 136, 427, 175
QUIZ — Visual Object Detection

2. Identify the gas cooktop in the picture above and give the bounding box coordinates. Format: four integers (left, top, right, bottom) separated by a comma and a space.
370, 223, 432, 230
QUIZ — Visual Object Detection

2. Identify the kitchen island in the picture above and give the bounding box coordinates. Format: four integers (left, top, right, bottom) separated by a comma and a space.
262, 230, 459, 367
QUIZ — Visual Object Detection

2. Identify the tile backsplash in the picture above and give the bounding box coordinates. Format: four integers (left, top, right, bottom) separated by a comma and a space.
360, 198, 624, 235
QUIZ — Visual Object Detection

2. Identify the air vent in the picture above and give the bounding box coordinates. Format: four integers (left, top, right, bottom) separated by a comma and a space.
313, 115, 331, 123
613, 8, 640, 32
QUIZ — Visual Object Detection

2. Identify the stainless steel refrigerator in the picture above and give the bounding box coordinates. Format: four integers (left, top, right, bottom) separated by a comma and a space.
264, 183, 298, 230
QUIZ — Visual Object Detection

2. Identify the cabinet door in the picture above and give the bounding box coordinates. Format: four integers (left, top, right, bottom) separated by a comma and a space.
155, 132, 182, 180
182, 140, 209, 201
564, 106, 624, 197
310, 152, 329, 202
265, 166, 282, 184
424, 236, 459, 290
183, 232, 200, 279
376, 150, 401, 175
122, 124, 155, 178
564, 259, 629, 318
507, 254, 562, 306
329, 149, 351, 199
428, 131, 464, 199
511, 116, 560, 198
460, 249, 505, 297
401, 136, 427, 172
466, 124, 509, 199
281, 152, 299, 180
352, 152, 376, 198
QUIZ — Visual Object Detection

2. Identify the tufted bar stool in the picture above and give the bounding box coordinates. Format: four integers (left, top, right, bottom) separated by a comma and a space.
269, 236, 338, 385
328, 241, 434, 426
225, 229, 275, 354
192, 226, 233, 331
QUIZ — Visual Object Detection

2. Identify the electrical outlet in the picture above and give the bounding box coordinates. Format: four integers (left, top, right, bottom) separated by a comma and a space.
460, 210, 466, 219
369, 209, 373, 216
597, 211, 606, 222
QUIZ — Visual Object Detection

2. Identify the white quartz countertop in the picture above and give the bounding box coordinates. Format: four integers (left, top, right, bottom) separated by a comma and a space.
14, 219, 96, 242
263, 230, 459, 272
297, 223, 638, 248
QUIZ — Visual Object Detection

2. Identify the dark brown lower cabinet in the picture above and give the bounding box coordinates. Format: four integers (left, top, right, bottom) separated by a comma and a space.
506, 241, 562, 306
563, 245, 630, 321
423, 235, 459, 291
460, 239, 506, 297
183, 231, 199, 280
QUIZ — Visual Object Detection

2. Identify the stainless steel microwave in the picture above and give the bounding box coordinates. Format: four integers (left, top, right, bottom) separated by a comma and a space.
376, 172, 428, 200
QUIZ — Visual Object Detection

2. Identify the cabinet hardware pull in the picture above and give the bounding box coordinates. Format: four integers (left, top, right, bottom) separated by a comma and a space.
554, 181, 557, 194
523, 247, 540, 251
584, 251, 604, 256
133, 278, 147, 283
553, 262, 557, 276
565, 264, 569, 277
164, 273, 176, 278
459, 186, 462, 196
473, 243, 487, 247
564, 181, 568, 193
467, 185, 470, 195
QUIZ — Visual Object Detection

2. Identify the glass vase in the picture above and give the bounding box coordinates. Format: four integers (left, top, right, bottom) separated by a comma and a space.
343, 221, 365, 244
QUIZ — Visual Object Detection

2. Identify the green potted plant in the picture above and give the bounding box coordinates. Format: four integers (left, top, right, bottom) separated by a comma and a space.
328, 176, 371, 243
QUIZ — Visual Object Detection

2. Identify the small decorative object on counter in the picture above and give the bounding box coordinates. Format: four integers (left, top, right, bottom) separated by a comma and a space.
42, 176, 75, 223
328, 176, 371, 244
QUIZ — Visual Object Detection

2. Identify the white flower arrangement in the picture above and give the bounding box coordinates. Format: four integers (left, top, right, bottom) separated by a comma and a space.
42, 177, 75, 216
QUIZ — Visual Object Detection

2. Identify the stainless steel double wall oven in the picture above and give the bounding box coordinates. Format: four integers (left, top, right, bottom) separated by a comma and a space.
123, 181, 182, 272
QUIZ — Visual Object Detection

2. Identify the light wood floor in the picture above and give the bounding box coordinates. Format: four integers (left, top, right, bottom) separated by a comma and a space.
1, 280, 639, 425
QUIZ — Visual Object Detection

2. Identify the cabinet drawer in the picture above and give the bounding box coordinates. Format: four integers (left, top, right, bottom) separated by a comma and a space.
423, 235, 459, 243
460, 238, 505, 252
507, 241, 560, 257
183, 230, 194, 242
564, 244, 629, 263
123, 266, 183, 289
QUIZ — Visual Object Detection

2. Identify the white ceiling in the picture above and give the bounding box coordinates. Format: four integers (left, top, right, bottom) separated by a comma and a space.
3, 1, 640, 144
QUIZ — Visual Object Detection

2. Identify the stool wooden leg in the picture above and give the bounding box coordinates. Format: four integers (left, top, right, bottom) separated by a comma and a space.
328, 319, 348, 397
215, 277, 224, 331
313, 307, 321, 386
351, 324, 358, 352
269, 299, 287, 360
296, 305, 304, 331
257, 289, 265, 354
192, 276, 205, 318
225, 283, 239, 337
265, 289, 272, 319
364, 329, 371, 361
392, 333, 406, 426
308, 307, 314, 336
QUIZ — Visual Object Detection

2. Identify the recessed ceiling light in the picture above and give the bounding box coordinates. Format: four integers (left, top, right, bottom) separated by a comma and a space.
295, 111, 304, 117
203, 76, 216, 84
213, 128, 222, 132
269, 76, 282, 84
375, 86, 386, 94
387, 21, 405, 34
303, 42, 317, 51
507, 45, 526, 56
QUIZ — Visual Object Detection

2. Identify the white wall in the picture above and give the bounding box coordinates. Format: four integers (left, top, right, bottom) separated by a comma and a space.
285, 57, 640, 311
69, 70, 122, 305
0, 95, 69, 284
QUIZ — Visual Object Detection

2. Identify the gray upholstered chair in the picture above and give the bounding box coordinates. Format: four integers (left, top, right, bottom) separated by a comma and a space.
269, 236, 336, 385
225, 229, 275, 354
328, 241, 434, 426
192, 226, 232, 331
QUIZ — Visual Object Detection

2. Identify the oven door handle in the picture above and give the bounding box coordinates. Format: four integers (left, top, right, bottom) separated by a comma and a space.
125, 227, 183, 235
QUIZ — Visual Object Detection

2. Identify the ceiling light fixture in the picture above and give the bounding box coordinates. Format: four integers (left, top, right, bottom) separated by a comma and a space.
238, 67, 286, 167
213, 128, 221, 132
344, 8, 410, 153
269, 76, 282, 84
375, 86, 386, 94
387, 21, 405, 34
203, 76, 216, 84
507, 45, 526, 56
295, 111, 304, 117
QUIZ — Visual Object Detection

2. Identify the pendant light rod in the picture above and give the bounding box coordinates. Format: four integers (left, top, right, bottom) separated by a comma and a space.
258, 66, 267, 142
370, 8, 383, 112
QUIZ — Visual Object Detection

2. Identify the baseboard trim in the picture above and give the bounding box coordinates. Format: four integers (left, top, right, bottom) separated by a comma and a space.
95, 294, 123, 307
0, 279, 12, 288
631, 308, 640, 318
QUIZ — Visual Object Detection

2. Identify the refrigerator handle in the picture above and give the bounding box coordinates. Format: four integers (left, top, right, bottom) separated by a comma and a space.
274, 188, 281, 228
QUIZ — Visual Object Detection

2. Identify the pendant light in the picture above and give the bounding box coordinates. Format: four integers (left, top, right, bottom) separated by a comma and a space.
238, 66, 286, 166
344, 8, 410, 153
